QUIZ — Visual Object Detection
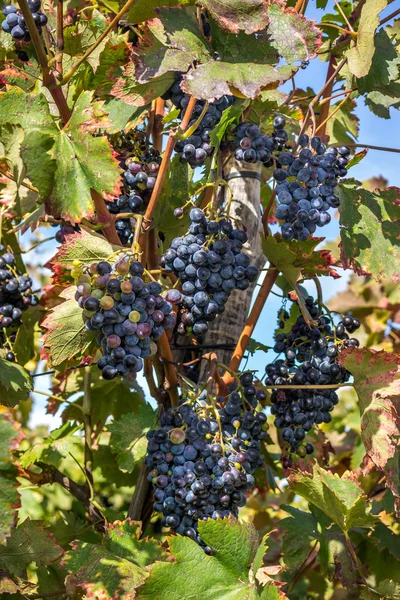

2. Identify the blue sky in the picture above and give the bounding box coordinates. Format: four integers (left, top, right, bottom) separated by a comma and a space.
28, 0, 400, 426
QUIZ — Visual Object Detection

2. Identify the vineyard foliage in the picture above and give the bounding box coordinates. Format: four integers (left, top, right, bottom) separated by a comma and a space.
0, 0, 399, 599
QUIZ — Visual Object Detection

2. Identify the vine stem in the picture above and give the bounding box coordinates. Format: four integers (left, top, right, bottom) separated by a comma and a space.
263, 383, 354, 389
82, 369, 94, 488
315, 94, 350, 137
58, 0, 139, 85
379, 7, 400, 27
223, 268, 279, 385
344, 531, 373, 599
17, 0, 70, 123
347, 143, 400, 154
141, 96, 197, 232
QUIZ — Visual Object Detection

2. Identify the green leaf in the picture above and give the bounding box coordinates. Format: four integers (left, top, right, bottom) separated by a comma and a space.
246, 338, 271, 355
140, 517, 275, 599
360, 579, 400, 599
325, 98, 359, 146
50, 229, 120, 271
209, 101, 248, 151
0, 415, 23, 543
288, 465, 376, 532
63, 20, 107, 71
103, 98, 147, 133
0, 519, 64, 577
62, 519, 161, 599
209, 19, 278, 64
0, 358, 33, 407
338, 180, 400, 281
199, 0, 271, 34
153, 154, 190, 248
0, 89, 57, 200
112, 68, 175, 107
13, 304, 42, 367
134, 7, 211, 83
266, 4, 322, 63
107, 403, 157, 472
346, 0, 388, 78
48, 91, 121, 223
126, 0, 194, 24
19, 422, 82, 469
262, 235, 340, 285
182, 63, 295, 101
357, 28, 400, 96
279, 505, 319, 570
41, 286, 97, 370
347, 148, 368, 169
339, 348, 400, 509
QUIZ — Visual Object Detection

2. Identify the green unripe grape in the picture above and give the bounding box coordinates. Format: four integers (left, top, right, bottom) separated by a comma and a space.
78, 274, 91, 284
129, 310, 140, 323
114, 292, 121, 301
91, 289, 104, 299
297, 446, 307, 458
150, 341, 158, 355
100, 296, 115, 310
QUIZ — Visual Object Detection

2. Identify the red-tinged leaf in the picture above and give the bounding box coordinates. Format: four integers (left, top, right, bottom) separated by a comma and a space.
111, 64, 175, 106
41, 286, 97, 370
347, 148, 368, 169
91, 34, 132, 97
46, 92, 122, 223
339, 348, 400, 511
199, 0, 271, 34
48, 229, 120, 275
266, 4, 322, 63
0, 519, 64, 577
62, 520, 162, 600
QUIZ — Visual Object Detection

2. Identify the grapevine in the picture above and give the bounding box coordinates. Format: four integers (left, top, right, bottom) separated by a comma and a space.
0, 1, 398, 598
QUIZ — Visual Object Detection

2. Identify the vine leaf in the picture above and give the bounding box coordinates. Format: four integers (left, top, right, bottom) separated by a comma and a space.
49, 229, 120, 272
182, 63, 295, 102
262, 235, 340, 284
0, 357, 33, 407
140, 517, 282, 599
209, 20, 278, 64
107, 403, 157, 472
338, 180, 400, 282
41, 286, 97, 370
339, 348, 400, 511
357, 28, 400, 119
126, 0, 194, 25
91, 33, 132, 97
279, 506, 319, 570
266, 4, 322, 63
19, 422, 82, 469
346, 0, 388, 78
111, 68, 175, 107
325, 98, 359, 146
199, 0, 271, 34
62, 520, 162, 599
133, 7, 211, 83
0, 415, 24, 543
47, 91, 121, 223
0, 519, 64, 578
288, 465, 376, 532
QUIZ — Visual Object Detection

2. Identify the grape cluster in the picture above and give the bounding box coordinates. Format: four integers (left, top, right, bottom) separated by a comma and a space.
106, 148, 161, 245
160, 208, 258, 337
273, 134, 350, 241
0, 245, 39, 360
265, 296, 360, 459
75, 257, 176, 380
146, 372, 267, 549
1, 0, 47, 42
222, 116, 288, 165
162, 73, 235, 167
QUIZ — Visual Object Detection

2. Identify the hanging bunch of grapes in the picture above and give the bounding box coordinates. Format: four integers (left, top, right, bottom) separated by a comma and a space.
265, 296, 360, 461
160, 208, 259, 337
146, 372, 268, 550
